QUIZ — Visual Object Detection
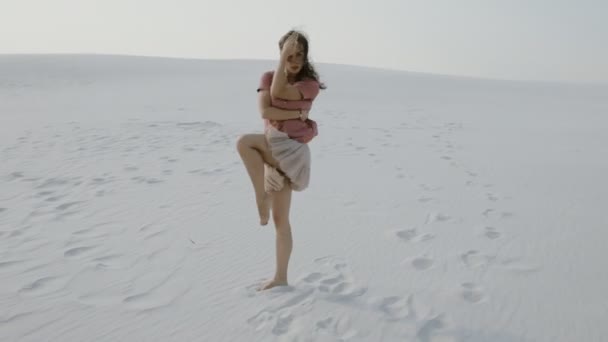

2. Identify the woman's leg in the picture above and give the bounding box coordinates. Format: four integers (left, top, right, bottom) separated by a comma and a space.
236, 133, 280, 225
260, 182, 293, 290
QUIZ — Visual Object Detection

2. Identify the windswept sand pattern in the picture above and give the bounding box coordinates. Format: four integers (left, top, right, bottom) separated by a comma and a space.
4, 111, 541, 341
0, 120, 234, 340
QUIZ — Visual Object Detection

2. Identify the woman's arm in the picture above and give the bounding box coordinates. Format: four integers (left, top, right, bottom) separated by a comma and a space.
270, 34, 304, 101
258, 89, 301, 120
262, 107, 301, 120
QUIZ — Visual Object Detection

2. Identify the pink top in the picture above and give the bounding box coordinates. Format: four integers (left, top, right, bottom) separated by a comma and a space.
257, 71, 320, 143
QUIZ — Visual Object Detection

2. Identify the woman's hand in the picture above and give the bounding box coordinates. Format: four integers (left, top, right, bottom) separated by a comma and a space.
280, 32, 299, 61
299, 109, 309, 121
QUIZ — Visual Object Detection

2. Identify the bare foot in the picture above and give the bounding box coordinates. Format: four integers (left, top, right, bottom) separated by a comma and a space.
258, 279, 288, 291
257, 193, 272, 226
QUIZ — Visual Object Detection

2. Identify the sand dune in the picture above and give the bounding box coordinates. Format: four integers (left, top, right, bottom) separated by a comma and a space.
1, 55, 607, 341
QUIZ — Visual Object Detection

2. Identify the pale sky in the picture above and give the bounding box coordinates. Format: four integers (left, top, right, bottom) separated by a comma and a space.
1, 0, 607, 83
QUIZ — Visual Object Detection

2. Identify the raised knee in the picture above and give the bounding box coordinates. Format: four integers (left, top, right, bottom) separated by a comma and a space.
236, 134, 250, 152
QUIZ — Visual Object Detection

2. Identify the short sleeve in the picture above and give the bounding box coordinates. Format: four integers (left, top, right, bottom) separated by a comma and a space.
293, 79, 320, 100
256, 71, 273, 92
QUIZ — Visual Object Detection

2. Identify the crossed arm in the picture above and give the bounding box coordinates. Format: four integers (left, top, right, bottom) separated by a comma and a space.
258, 89, 304, 120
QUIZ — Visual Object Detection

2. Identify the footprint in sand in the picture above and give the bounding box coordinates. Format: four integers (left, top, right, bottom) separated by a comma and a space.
394, 228, 435, 243
461, 250, 495, 269
315, 315, 358, 340
317, 276, 367, 299
461, 282, 485, 304
376, 295, 414, 321
329, 281, 366, 298
247, 288, 315, 332
395, 228, 417, 241
409, 256, 434, 270
424, 212, 452, 224
483, 227, 501, 240
271, 313, 294, 336
307, 258, 367, 299
313, 256, 347, 270
246, 309, 273, 331
416, 314, 447, 342
373, 293, 450, 342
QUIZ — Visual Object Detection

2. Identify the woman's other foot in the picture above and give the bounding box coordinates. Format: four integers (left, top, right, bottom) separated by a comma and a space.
258, 278, 288, 291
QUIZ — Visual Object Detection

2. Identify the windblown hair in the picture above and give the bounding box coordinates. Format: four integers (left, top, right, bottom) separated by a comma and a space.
279, 30, 327, 90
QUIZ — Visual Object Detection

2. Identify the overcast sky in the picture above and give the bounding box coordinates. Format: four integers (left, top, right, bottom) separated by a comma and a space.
1, 0, 606, 83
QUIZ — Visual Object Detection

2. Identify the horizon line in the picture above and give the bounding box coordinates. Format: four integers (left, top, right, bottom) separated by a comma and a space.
1, 52, 606, 87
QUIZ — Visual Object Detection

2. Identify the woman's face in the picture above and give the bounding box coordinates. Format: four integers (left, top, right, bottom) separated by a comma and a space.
286, 46, 305, 75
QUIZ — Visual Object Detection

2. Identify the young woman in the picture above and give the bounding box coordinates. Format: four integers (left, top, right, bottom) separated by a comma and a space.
236, 30, 325, 290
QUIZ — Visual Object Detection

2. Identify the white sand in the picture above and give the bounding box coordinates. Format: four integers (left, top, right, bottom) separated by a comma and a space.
1, 55, 607, 342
